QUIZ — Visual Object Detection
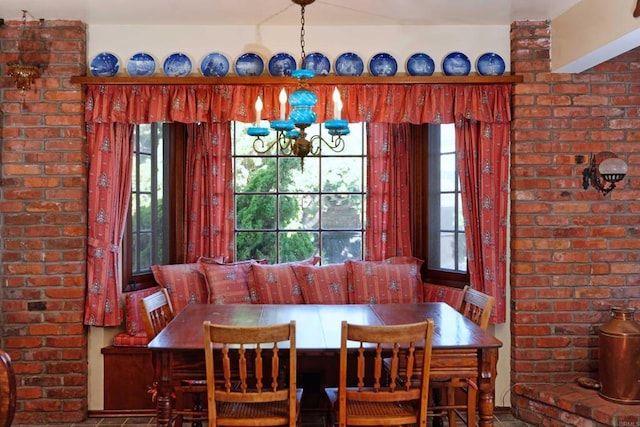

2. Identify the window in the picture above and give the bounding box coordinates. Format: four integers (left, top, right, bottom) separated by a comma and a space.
124, 123, 185, 291
232, 121, 367, 264
428, 124, 467, 273
122, 121, 468, 290
130, 123, 167, 273
412, 123, 468, 287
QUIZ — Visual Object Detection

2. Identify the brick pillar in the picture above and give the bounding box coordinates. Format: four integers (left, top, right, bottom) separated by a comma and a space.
0, 19, 88, 424
510, 19, 640, 426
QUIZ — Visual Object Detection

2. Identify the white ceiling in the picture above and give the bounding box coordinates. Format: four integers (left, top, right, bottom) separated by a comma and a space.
0, 0, 582, 26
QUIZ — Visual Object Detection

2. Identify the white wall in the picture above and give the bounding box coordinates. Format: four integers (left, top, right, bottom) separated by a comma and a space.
86, 22, 513, 411
88, 326, 119, 411
552, 0, 640, 72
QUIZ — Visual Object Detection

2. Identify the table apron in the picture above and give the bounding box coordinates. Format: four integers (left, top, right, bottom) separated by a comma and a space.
155, 347, 481, 382
430, 348, 479, 380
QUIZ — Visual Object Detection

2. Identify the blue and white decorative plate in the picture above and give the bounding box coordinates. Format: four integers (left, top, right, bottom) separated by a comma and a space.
126, 52, 155, 77
200, 52, 230, 77
90, 52, 119, 77
335, 52, 364, 77
406, 53, 435, 76
268, 52, 296, 77
476, 52, 506, 76
163, 53, 192, 77
303, 52, 330, 76
235, 53, 264, 76
442, 51, 471, 76
369, 53, 397, 76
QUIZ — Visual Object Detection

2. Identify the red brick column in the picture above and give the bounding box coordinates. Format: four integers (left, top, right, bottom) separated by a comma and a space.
0, 19, 88, 424
510, 19, 640, 426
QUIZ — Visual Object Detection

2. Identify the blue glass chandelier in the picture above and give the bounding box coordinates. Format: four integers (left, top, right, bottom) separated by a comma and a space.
248, 0, 350, 169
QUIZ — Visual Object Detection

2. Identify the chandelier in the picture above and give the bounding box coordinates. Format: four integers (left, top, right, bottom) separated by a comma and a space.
247, 0, 350, 169
7, 10, 42, 97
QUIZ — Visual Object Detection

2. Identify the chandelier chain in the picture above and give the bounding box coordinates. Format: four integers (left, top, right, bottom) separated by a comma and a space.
299, 5, 306, 65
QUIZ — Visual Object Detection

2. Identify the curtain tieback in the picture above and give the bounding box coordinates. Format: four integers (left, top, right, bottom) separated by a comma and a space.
88, 238, 120, 254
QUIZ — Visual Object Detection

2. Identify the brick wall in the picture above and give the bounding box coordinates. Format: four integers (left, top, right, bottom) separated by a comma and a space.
510, 20, 640, 425
0, 19, 87, 424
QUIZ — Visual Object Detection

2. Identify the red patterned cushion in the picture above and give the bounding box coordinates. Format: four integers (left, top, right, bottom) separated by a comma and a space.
198, 259, 261, 304
292, 263, 349, 304
151, 259, 221, 313
345, 257, 424, 304
423, 283, 465, 309
248, 256, 320, 304
124, 286, 161, 336
113, 332, 149, 347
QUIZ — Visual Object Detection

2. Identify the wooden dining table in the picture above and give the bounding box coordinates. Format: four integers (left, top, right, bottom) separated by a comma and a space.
147, 302, 502, 427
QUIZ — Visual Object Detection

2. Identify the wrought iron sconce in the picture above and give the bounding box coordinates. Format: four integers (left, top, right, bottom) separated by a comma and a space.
582, 152, 628, 196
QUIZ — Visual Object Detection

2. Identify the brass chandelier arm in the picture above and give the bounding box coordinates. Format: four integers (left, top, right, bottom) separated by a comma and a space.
252, 135, 279, 155
252, 133, 296, 156
253, 131, 346, 159
308, 134, 346, 153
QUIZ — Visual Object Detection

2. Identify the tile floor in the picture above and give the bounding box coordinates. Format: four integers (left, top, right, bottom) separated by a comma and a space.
13, 411, 535, 426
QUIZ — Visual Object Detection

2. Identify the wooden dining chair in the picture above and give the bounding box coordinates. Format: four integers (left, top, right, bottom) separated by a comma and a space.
430, 285, 495, 427
380, 286, 495, 427
139, 288, 207, 426
324, 319, 434, 427
0, 350, 16, 427
202, 320, 303, 427
459, 285, 494, 330
139, 288, 175, 340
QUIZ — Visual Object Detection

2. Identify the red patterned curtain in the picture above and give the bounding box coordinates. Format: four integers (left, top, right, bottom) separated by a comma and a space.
184, 123, 234, 262
366, 123, 412, 260
83, 83, 511, 325
84, 122, 133, 327
456, 121, 509, 324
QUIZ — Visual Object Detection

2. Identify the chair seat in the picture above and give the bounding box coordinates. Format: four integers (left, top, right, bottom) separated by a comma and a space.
215, 389, 303, 426
325, 388, 418, 424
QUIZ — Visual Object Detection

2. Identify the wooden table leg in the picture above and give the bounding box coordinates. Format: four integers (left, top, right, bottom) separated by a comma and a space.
154, 351, 173, 427
477, 348, 498, 427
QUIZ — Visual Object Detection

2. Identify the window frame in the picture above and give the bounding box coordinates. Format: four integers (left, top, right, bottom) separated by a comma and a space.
231, 121, 367, 264
122, 123, 187, 292
410, 124, 469, 289
122, 122, 469, 291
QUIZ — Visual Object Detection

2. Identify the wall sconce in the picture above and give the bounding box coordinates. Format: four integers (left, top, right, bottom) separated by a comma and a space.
6, 10, 43, 97
582, 152, 628, 196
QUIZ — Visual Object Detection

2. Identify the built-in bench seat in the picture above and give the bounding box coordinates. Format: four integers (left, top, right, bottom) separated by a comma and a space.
103, 256, 466, 414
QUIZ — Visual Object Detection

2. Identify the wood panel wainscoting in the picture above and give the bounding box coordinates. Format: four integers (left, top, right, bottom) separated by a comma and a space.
99, 346, 156, 417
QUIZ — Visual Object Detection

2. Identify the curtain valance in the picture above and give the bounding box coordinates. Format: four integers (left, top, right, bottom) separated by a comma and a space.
84, 83, 512, 125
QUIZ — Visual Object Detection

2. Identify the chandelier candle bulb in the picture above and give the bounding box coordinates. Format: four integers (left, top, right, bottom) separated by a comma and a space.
332, 87, 342, 120
279, 89, 288, 121
254, 96, 263, 127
